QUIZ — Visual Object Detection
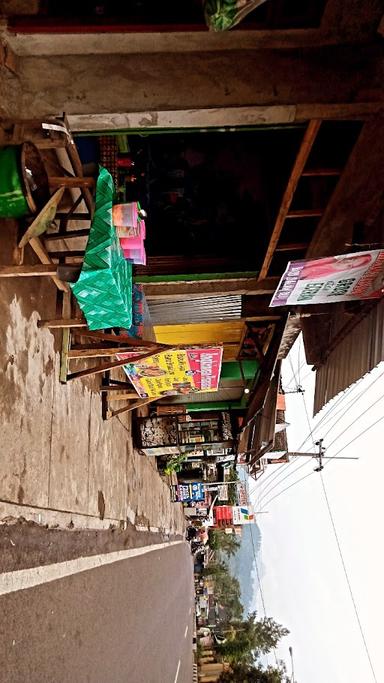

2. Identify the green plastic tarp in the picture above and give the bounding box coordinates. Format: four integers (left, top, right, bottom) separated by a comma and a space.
70, 166, 133, 331
204, 0, 267, 31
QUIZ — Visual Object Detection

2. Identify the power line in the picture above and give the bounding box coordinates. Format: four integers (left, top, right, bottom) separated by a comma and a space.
269, 363, 371, 493
320, 370, 384, 443
324, 389, 384, 452
249, 522, 279, 666
252, 354, 382, 510
261, 471, 314, 509
261, 410, 384, 509
253, 352, 357, 498
257, 458, 310, 508
255, 385, 318, 506
320, 473, 378, 683
324, 413, 384, 468
297, 380, 361, 451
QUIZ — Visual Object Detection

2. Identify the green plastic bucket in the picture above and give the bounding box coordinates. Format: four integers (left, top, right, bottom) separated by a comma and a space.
0, 143, 49, 219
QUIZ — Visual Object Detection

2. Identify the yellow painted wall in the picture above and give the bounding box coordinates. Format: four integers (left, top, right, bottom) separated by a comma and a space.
154, 321, 244, 361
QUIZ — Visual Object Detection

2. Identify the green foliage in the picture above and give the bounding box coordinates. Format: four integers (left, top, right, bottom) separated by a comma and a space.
218, 662, 290, 682
227, 467, 239, 505
205, 561, 244, 623
163, 453, 186, 475
216, 613, 289, 666
209, 529, 241, 557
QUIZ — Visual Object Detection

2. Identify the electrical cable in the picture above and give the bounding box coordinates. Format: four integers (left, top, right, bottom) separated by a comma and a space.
258, 457, 311, 509
324, 389, 384, 452
249, 521, 279, 666
252, 355, 380, 509
261, 471, 314, 509
257, 387, 319, 508
255, 385, 318, 506
323, 413, 384, 468
320, 473, 378, 683
260, 401, 384, 509
317, 369, 384, 443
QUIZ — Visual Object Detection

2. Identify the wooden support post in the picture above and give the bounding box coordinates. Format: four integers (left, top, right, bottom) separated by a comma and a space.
101, 384, 135, 392
275, 242, 308, 252
78, 330, 166, 349
259, 119, 321, 279
142, 276, 280, 300
38, 318, 86, 328
48, 176, 95, 188
107, 396, 158, 418
301, 167, 341, 177
60, 328, 71, 383
44, 229, 90, 241
105, 392, 139, 401
48, 250, 85, 259
286, 208, 323, 218
29, 236, 70, 292
68, 346, 149, 358
66, 345, 173, 381
0, 264, 58, 277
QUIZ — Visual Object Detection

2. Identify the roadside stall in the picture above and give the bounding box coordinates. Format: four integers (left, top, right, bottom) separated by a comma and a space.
0, 118, 170, 415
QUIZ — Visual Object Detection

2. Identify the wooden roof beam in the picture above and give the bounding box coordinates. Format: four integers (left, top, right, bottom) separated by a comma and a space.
258, 119, 321, 280
142, 276, 280, 301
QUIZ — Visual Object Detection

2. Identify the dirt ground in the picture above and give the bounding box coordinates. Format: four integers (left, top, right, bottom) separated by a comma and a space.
0, 218, 185, 541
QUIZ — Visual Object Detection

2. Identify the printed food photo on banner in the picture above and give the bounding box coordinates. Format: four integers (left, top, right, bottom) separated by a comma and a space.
122, 346, 223, 398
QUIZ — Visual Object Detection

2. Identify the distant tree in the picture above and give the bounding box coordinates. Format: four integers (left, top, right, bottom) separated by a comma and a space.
209, 529, 241, 557
210, 562, 244, 623
216, 613, 289, 664
218, 662, 290, 682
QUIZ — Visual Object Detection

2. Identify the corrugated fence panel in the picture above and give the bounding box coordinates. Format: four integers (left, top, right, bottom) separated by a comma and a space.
148, 295, 242, 325
314, 298, 384, 415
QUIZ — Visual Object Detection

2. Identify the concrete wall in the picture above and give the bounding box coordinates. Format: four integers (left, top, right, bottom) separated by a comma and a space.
1, 43, 384, 120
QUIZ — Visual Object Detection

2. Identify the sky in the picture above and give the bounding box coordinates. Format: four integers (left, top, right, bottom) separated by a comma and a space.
249, 335, 384, 683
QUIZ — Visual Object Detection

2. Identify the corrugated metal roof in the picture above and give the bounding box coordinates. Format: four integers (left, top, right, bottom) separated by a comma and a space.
148, 295, 242, 325
314, 298, 384, 415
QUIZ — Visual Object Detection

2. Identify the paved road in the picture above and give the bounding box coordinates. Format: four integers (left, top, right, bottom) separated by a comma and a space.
0, 541, 194, 683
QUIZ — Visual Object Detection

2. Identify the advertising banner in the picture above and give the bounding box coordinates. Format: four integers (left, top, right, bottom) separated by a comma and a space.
232, 505, 255, 525
123, 346, 223, 398
236, 482, 248, 506
270, 250, 384, 307
217, 484, 229, 502
171, 482, 205, 503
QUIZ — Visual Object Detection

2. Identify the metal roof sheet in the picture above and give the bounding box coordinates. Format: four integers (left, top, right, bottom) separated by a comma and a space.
313, 298, 384, 415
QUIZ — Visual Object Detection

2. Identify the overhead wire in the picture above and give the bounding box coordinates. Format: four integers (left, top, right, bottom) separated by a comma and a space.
258, 382, 319, 508
323, 384, 384, 451
252, 356, 320, 504
304, 369, 384, 447
261, 410, 384, 509
320, 473, 378, 683
260, 471, 314, 509
249, 521, 279, 666
255, 344, 382, 681
323, 412, 384, 469
257, 362, 377, 509
263, 360, 374, 492
251, 350, 382, 512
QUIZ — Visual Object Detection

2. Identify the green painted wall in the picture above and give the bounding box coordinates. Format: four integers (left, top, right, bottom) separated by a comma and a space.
220, 360, 259, 381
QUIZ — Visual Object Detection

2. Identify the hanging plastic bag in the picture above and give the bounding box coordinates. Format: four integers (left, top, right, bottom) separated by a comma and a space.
204, 0, 268, 32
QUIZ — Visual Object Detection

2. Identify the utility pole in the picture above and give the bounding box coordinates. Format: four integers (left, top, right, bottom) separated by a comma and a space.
287, 451, 358, 461
314, 439, 324, 472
